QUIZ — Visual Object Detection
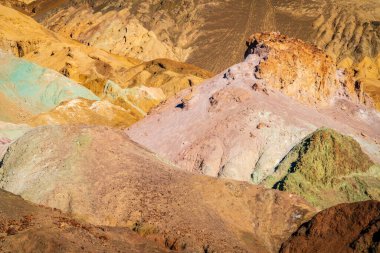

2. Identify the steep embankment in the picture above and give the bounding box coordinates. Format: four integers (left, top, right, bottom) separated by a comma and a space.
0, 125, 315, 253
263, 128, 380, 208
280, 201, 380, 253
0, 4, 212, 126
0, 189, 168, 253
127, 33, 380, 191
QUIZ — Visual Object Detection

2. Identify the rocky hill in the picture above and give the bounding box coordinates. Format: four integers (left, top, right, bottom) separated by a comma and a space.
127, 33, 380, 185
263, 128, 380, 208
0, 51, 145, 127
0, 125, 315, 253
7, 0, 377, 69
280, 200, 380, 253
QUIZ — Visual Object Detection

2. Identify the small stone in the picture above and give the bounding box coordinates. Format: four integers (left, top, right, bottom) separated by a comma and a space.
6, 227, 18, 236
256, 123, 269, 129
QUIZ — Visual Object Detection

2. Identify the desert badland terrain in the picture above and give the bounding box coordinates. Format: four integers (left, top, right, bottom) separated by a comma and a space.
0, 1, 379, 252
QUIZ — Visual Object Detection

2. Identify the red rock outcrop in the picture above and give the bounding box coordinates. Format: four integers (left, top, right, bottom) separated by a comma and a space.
280, 201, 380, 253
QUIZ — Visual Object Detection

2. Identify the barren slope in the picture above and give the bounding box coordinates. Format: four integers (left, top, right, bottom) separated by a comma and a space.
0, 189, 169, 253
0, 51, 141, 127
0, 5, 212, 126
280, 201, 380, 253
13, 0, 378, 71
127, 33, 380, 193
18, 0, 379, 109
0, 51, 99, 123
0, 125, 315, 253
0, 121, 30, 159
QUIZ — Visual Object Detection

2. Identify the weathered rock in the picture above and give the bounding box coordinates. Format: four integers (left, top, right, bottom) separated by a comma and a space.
280, 201, 380, 253
245, 32, 362, 106
23, 0, 379, 110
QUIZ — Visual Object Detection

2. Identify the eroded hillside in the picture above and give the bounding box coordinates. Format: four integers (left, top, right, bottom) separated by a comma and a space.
0, 125, 316, 253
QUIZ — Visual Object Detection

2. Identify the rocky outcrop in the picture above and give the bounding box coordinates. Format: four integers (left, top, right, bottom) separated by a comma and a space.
245, 33, 370, 105
0, 125, 315, 253
280, 201, 380, 253
245, 32, 365, 106
263, 128, 380, 208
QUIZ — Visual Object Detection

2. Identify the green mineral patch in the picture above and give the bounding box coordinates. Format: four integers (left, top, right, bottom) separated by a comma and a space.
0, 52, 99, 119
263, 128, 380, 209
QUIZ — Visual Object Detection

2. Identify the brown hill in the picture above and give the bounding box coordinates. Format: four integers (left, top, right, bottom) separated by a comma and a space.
0, 189, 169, 253
280, 201, 380, 253
0, 125, 315, 253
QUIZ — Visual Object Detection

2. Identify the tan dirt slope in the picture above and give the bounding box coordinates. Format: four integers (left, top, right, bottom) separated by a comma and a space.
0, 125, 316, 253
0, 189, 169, 253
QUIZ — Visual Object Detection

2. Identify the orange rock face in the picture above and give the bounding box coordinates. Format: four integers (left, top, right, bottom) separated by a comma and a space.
245, 32, 363, 106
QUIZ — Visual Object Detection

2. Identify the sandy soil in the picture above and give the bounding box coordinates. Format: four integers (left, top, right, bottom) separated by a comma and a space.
0, 189, 169, 253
